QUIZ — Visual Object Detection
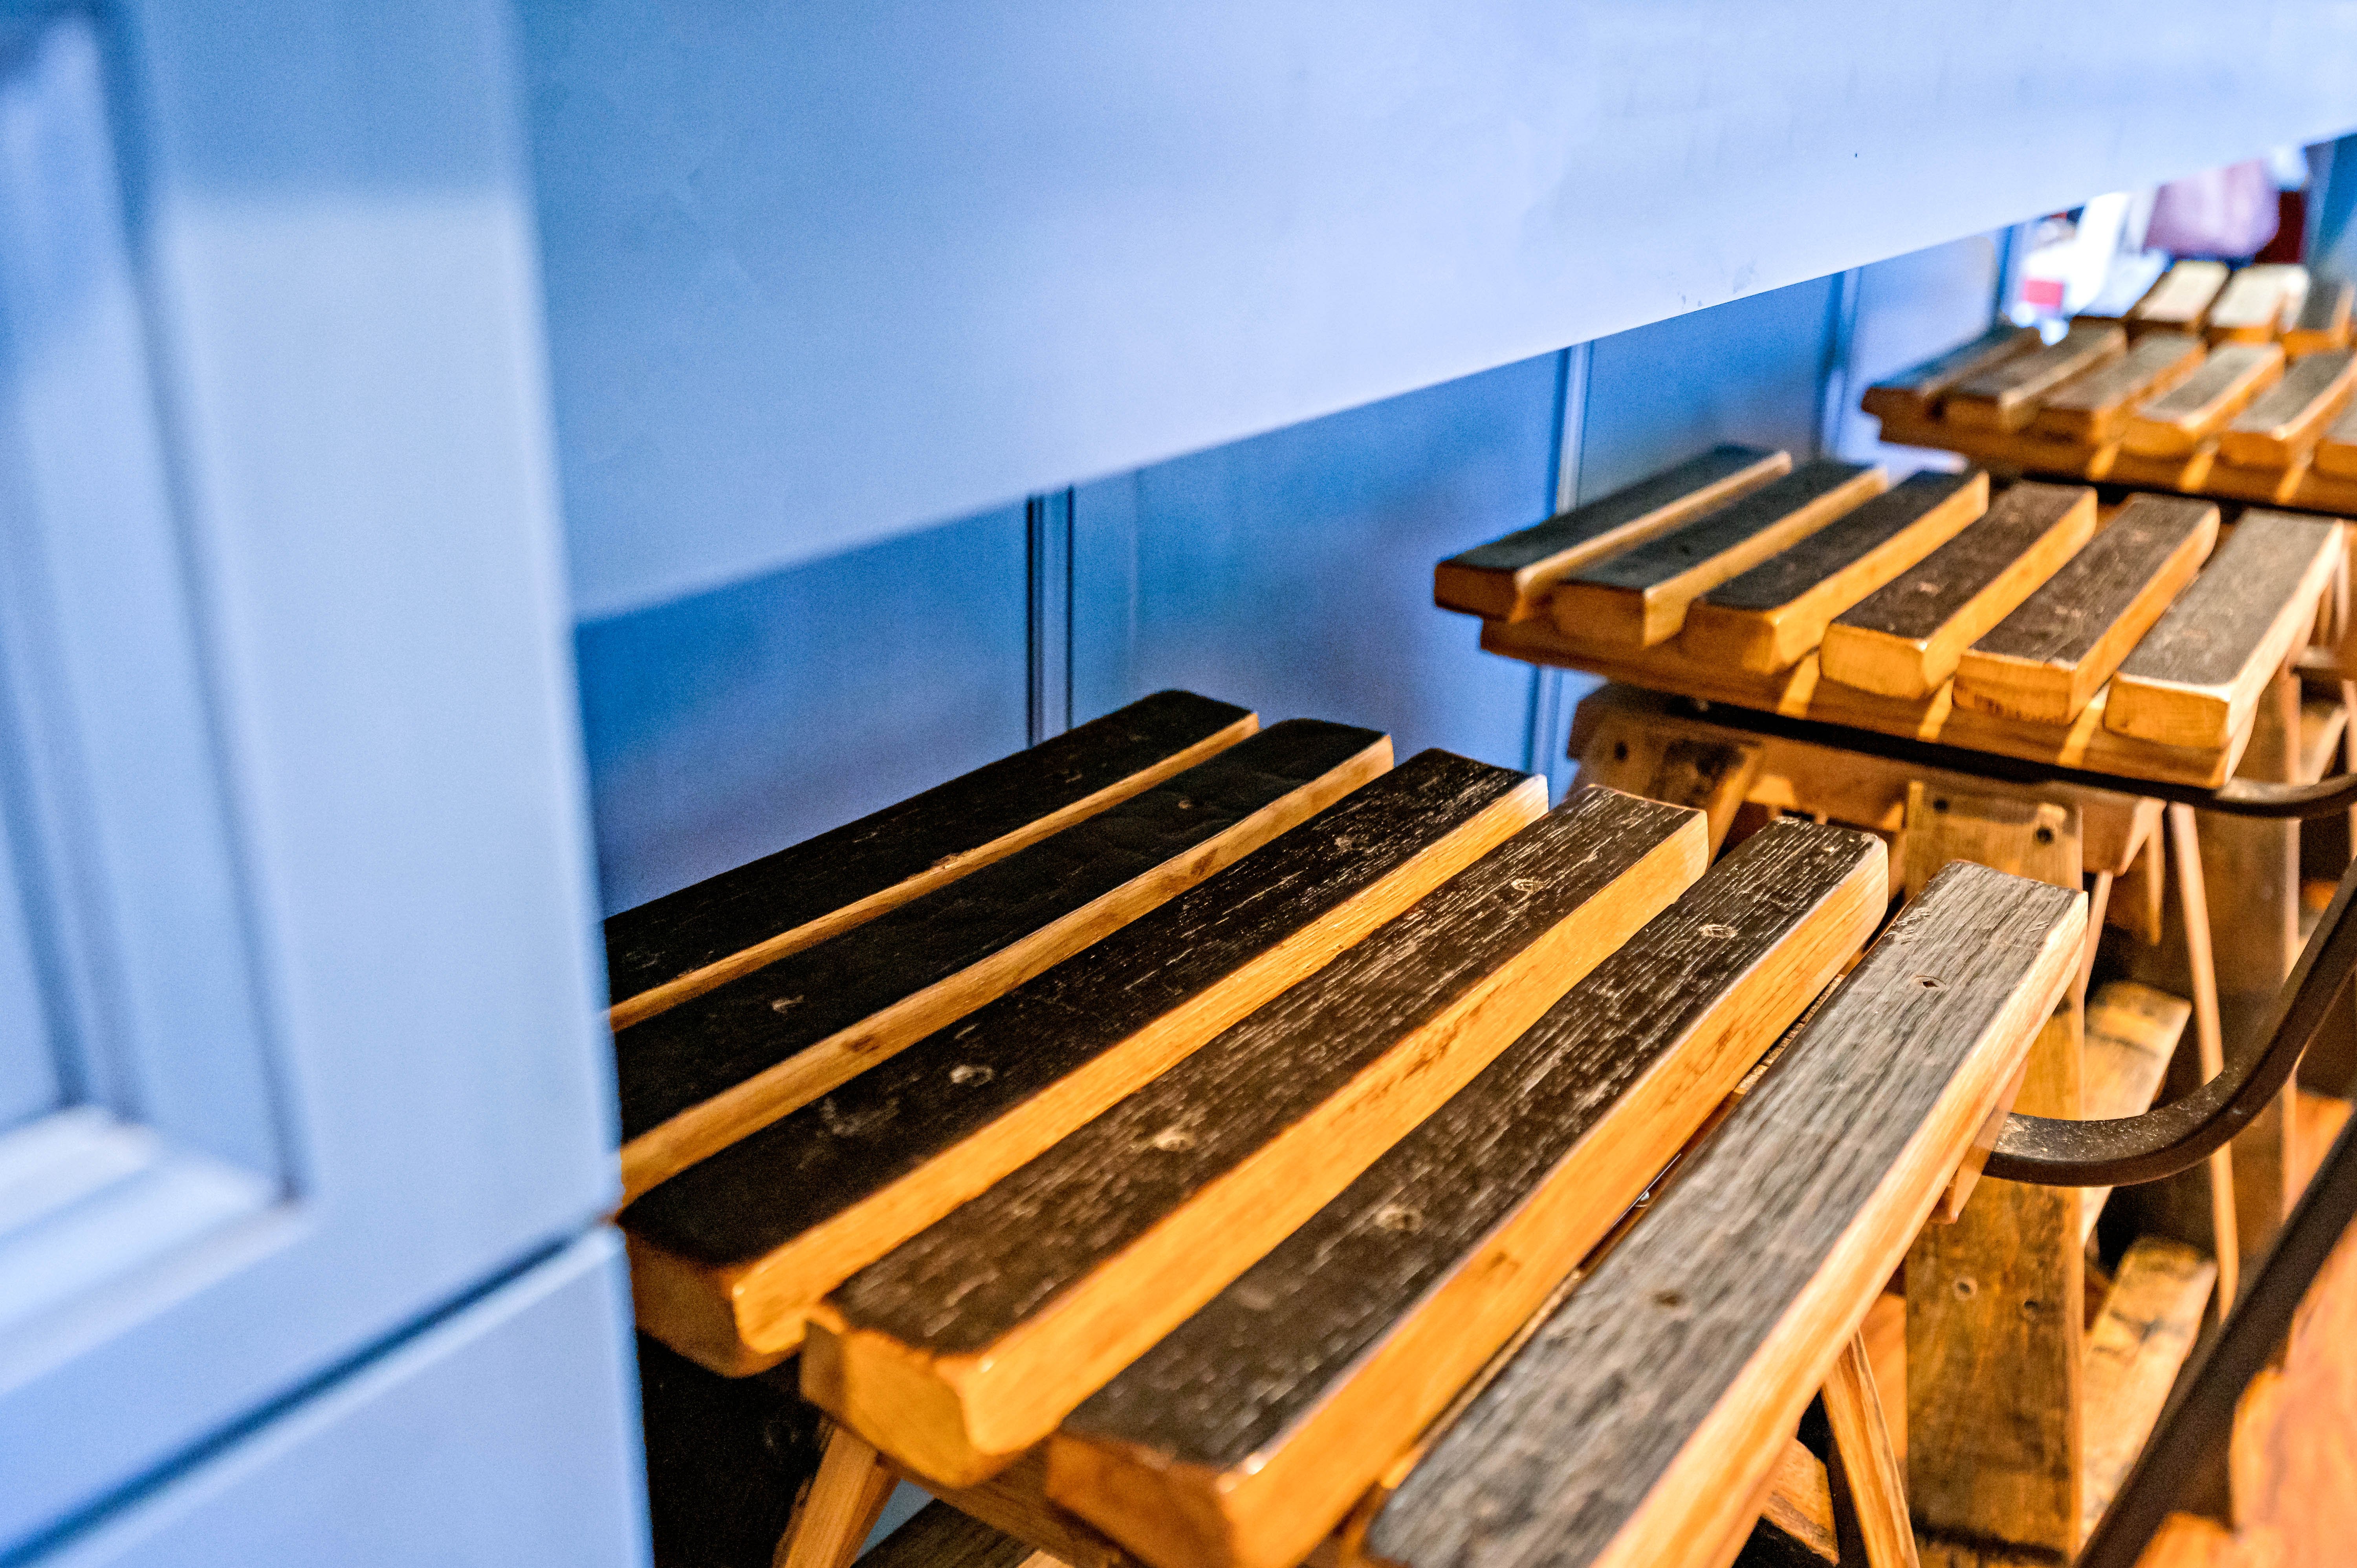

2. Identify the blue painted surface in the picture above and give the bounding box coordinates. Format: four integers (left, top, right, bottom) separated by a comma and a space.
1070, 353, 1560, 772
577, 506, 1029, 917
524, 0, 2357, 619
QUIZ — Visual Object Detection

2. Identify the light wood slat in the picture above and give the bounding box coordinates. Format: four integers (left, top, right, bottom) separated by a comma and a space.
2123, 344, 2285, 457
2079, 1240, 2218, 1542
2284, 278, 2355, 355
1821, 1335, 1918, 1568
1679, 470, 1989, 673
1858, 326, 2043, 424
1746, 1442, 1839, 1568
2219, 350, 2357, 469
780, 1424, 901, 1568
2079, 982, 2193, 1243
2299, 700, 2349, 784
2032, 333, 2205, 444
805, 788, 1709, 1487
2128, 260, 2231, 335
1945, 324, 2126, 432
614, 720, 1392, 1201
2205, 264, 2309, 344
1354, 863, 2085, 1568
624, 752, 1545, 1374
2107, 511, 2344, 751
1549, 461, 1886, 648
1820, 482, 2098, 700
856, 1502, 1042, 1568
1952, 495, 2218, 725
1046, 821, 1884, 1568
606, 692, 1257, 1029
2313, 398, 2357, 480
1432, 445, 1791, 622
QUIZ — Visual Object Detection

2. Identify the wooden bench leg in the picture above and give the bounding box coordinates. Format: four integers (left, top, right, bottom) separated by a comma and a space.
1824, 1334, 1918, 1568
2168, 801, 2242, 1312
778, 1422, 900, 1568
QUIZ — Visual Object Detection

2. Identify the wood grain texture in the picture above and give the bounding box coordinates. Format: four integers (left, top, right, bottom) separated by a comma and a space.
2124, 344, 2285, 457
1952, 495, 2218, 724
2107, 511, 2343, 751
1822, 1335, 1917, 1568
1740, 1442, 1839, 1568
1433, 445, 1791, 622
1549, 461, 1886, 647
607, 692, 1256, 1027
1859, 326, 2042, 423
2311, 399, 2357, 480
2129, 261, 2231, 335
615, 720, 1391, 1201
2032, 333, 2206, 444
1946, 324, 2126, 432
779, 1424, 900, 1568
1820, 483, 2098, 700
804, 787, 1709, 1486
2080, 1238, 2217, 1542
1903, 790, 2084, 1565
1570, 717, 1760, 855
2079, 981, 2192, 1241
1046, 821, 1884, 1568
2219, 351, 2357, 469
624, 751, 1544, 1374
2205, 264, 2308, 344
858, 1502, 1039, 1568
2284, 279, 2354, 356
1681, 470, 1989, 673
1357, 863, 2085, 1568
901, 1449, 1144, 1568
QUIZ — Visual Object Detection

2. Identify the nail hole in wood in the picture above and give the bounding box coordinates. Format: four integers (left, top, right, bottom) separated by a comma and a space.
1931, 797, 1949, 813
1954, 1277, 1978, 1299
1652, 1290, 1684, 1309
1613, 741, 1629, 762
1914, 974, 1944, 990
2034, 825, 2055, 845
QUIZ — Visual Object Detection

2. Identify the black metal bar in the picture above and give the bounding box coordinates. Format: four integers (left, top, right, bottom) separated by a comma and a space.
2076, 1086, 2357, 1568
1984, 840, 2357, 1187
1664, 698, 2357, 820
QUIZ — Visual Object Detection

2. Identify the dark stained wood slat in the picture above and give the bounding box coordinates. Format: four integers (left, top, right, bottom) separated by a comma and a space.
1548, 461, 1886, 647
614, 719, 1393, 1202
2284, 279, 2355, 356
803, 787, 1711, 1487
1046, 821, 1887, 1568
2219, 350, 2357, 469
1818, 482, 2097, 700
2205, 264, 2308, 343
1952, 495, 2219, 725
1679, 470, 1988, 672
2127, 260, 2230, 335
623, 751, 1544, 1374
1433, 445, 1791, 622
1857, 326, 2042, 424
2029, 333, 2205, 444
1944, 323, 2126, 432
2107, 510, 2346, 751
2122, 342, 2285, 456
861, 1503, 1038, 1568
605, 690, 1257, 1028
2314, 398, 2357, 480
1357, 863, 2086, 1568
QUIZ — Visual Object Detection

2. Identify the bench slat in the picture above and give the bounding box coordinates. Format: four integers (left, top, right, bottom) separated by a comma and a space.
1946, 324, 2125, 431
2031, 333, 2205, 444
2122, 343, 2284, 457
1858, 326, 2041, 424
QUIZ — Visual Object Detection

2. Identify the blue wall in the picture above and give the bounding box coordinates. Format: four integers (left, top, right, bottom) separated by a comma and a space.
574, 253, 1994, 916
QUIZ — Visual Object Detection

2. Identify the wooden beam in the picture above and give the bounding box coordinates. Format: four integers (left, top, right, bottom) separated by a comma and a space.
778, 1423, 901, 1568
2108, 812, 2167, 943
1433, 445, 1791, 623
2218, 349, 2357, 469
2107, 511, 2342, 751
1548, 461, 1886, 648
2300, 700, 2350, 784
614, 720, 1392, 1201
1952, 494, 2217, 725
2127, 260, 2231, 336
1353, 862, 2084, 1568
1820, 482, 2098, 700
2079, 1239, 2218, 1543
1859, 326, 2042, 424
2285, 279, 2355, 356
2172, 800, 2244, 1313
898, 1450, 1141, 1568
2031, 333, 2206, 445
1045, 821, 1884, 1568
1945, 323, 2127, 432
2079, 982, 2194, 1242
2205, 264, 2308, 344
624, 752, 1545, 1374
854, 1501, 1043, 1568
2122, 343, 2285, 457
1822, 1334, 1918, 1568
1679, 470, 1989, 674
1572, 717, 1761, 855
1904, 785, 2086, 1566
606, 692, 1257, 1029
804, 787, 1709, 1486
1744, 1442, 1840, 1568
